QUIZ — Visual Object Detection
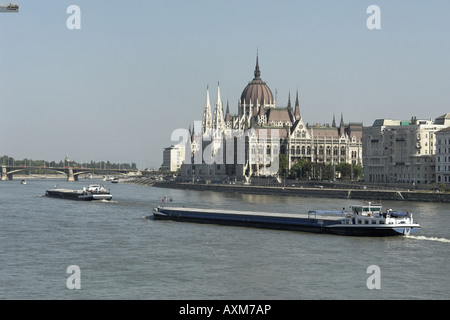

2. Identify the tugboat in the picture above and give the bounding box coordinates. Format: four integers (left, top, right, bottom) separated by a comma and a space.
79, 184, 113, 201
45, 184, 112, 201
152, 201, 420, 237
321, 202, 420, 236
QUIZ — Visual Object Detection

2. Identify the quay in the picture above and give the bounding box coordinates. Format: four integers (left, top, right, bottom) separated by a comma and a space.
152, 181, 450, 203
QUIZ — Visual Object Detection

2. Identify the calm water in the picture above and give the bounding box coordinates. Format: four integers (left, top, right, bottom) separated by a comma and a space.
0, 179, 449, 300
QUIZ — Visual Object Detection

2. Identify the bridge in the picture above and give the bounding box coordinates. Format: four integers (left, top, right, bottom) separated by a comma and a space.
1, 165, 139, 181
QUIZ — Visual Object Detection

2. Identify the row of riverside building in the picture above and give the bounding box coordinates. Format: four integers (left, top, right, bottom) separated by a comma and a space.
161, 55, 450, 186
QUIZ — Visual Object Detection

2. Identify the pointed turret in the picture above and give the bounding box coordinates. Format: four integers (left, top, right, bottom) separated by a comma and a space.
259, 99, 265, 116
202, 86, 212, 134
294, 90, 300, 120
339, 113, 345, 136
287, 91, 292, 109
225, 100, 231, 123
191, 122, 196, 142
213, 82, 225, 131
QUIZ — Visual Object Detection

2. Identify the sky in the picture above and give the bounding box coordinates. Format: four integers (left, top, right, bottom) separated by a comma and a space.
1, 0, 449, 169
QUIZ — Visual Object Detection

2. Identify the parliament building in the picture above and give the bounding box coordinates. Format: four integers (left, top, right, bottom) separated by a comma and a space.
179, 55, 363, 182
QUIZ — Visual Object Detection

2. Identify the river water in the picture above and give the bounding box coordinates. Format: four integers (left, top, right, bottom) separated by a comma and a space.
0, 179, 449, 300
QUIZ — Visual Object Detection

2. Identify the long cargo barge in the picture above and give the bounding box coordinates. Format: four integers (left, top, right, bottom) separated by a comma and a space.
152, 203, 420, 237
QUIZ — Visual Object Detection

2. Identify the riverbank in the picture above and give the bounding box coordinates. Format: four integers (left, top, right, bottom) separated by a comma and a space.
152, 181, 450, 203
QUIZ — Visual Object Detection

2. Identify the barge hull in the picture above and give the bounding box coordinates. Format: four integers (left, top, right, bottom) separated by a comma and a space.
46, 190, 83, 200
152, 207, 420, 237
153, 211, 326, 234
324, 225, 419, 236
45, 189, 112, 201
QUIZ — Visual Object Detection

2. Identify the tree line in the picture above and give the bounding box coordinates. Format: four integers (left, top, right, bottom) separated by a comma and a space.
279, 154, 363, 181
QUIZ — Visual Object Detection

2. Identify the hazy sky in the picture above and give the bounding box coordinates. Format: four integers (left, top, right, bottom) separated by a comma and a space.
1, 0, 449, 168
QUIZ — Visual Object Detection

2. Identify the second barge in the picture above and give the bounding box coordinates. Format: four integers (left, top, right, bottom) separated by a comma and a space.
45, 184, 112, 201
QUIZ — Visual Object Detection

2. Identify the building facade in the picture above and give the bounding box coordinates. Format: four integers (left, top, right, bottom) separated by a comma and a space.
180, 55, 363, 182
435, 125, 450, 184
363, 114, 450, 184
160, 144, 185, 172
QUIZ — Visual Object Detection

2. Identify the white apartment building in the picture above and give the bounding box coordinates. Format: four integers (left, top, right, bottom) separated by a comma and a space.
435, 126, 450, 184
363, 114, 450, 184
161, 144, 185, 172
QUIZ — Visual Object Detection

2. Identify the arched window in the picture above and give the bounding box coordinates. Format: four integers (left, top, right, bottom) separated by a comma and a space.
319, 146, 324, 155
333, 147, 338, 156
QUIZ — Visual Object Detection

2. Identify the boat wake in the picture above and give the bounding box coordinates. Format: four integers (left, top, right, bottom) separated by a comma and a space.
406, 235, 450, 243
96, 199, 118, 203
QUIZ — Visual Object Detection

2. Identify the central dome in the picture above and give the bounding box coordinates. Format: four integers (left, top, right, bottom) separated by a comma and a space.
240, 55, 274, 106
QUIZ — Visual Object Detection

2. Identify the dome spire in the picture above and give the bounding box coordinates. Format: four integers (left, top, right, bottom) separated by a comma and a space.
254, 50, 261, 80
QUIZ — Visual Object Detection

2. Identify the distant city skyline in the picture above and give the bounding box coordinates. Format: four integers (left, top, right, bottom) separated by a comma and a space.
1, 1, 449, 168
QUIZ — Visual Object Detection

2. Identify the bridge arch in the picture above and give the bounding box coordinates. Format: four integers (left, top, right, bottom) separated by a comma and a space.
1, 165, 138, 181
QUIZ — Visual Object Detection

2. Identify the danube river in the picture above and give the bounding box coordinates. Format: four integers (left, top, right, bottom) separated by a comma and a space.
1, 179, 449, 300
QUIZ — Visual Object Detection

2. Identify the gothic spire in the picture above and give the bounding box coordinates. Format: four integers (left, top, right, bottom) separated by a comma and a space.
202, 85, 212, 134
294, 90, 300, 120
225, 100, 231, 122
213, 82, 225, 131
216, 81, 221, 106
287, 91, 291, 109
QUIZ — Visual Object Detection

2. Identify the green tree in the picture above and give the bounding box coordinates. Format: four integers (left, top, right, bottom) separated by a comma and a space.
336, 163, 363, 180
278, 154, 289, 177
289, 158, 310, 180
